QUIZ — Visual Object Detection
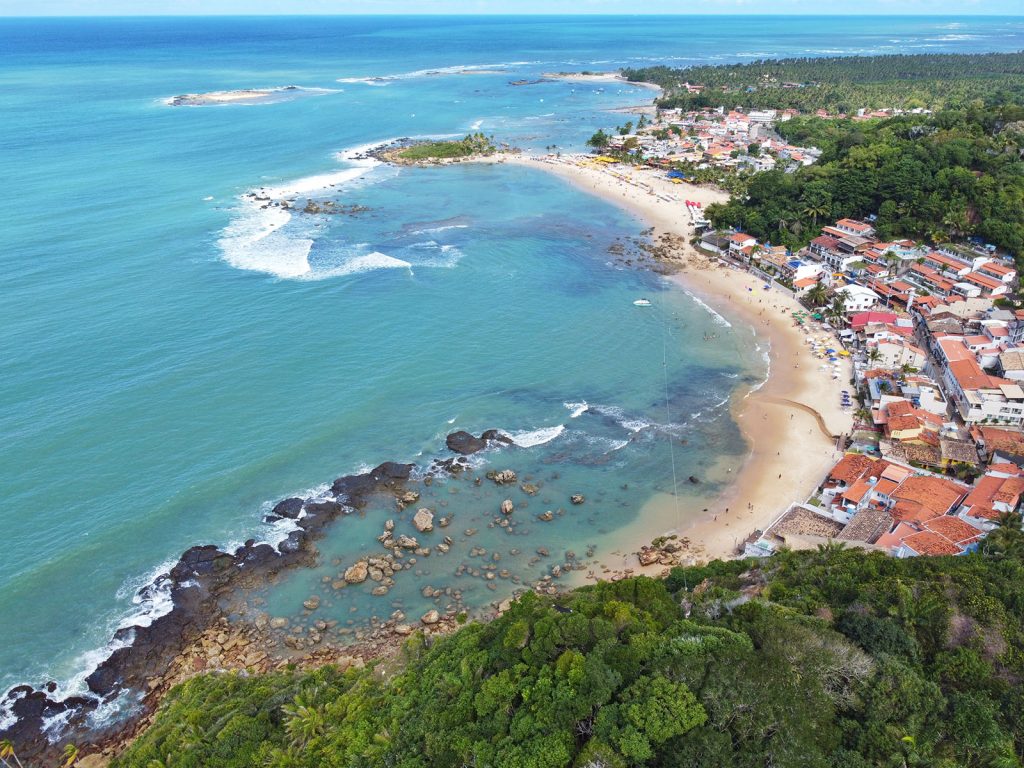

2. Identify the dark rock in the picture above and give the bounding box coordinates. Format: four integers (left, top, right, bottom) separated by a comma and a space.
271, 497, 304, 519
446, 430, 486, 455
688, 476, 700, 484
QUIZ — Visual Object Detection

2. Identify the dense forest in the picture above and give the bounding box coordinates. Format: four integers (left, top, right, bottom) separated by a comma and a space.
702, 104, 1024, 260
625, 52, 1024, 113
108, 518, 1024, 768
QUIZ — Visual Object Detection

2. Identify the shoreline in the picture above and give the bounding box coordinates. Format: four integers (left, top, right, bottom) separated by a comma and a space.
476, 152, 852, 566
2, 146, 850, 764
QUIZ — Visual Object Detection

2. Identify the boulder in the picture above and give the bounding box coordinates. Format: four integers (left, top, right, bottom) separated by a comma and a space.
396, 535, 419, 549
538, 511, 554, 522
270, 497, 304, 519
570, 494, 585, 505
302, 596, 321, 611
688, 475, 700, 485
488, 469, 517, 485
446, 430, 486, 455
344, 561, 369, 584
412, 508, 434, 533
421, 610, 441, 625
500, 499, 515, 515
269, 617, 289, 630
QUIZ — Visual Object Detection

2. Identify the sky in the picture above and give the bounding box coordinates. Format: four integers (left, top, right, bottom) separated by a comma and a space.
0, 0, 1021, 16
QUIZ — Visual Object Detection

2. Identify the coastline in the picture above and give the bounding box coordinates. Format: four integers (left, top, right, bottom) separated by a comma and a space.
3, 146, 850, 765
476, 152, 852, 566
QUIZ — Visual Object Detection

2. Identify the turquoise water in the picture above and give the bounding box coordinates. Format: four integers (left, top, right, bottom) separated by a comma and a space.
2, 14, 1023, 705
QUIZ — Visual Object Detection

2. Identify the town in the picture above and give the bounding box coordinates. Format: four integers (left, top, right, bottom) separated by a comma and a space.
706, 212, 1021, 559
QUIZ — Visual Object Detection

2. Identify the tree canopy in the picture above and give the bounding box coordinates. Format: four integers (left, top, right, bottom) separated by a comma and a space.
112, 517, 1024, 768
626, 52, 1024, 113
704, 104, 1024, 261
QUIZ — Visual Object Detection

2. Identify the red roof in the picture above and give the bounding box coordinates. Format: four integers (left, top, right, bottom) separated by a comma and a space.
811, 235, 841, 250
890, 476, 968, 523
836, 218, 873, 233
827, 454, 878, 484
923, 515, 983, 545
901, 530, 962, 556
850, 311, 898, 330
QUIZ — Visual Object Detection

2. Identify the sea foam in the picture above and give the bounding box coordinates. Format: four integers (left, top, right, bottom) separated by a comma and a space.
508, 424, 566, 448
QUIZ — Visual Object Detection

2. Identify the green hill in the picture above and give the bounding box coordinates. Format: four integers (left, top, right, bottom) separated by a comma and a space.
112, 518, 1024, 768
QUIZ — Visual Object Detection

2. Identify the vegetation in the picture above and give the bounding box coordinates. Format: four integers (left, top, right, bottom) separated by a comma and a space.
395, 133, 497, 161
704, 104, 1024, 261
109, 517, 1024, 768
626, 52, 1024, 113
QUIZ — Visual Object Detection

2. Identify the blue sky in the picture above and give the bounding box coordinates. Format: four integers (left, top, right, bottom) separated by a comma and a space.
1, 0, 1020, 15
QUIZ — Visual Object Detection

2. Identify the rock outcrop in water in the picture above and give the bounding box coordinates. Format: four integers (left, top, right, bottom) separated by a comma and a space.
0, 458, 433, 763
445, 429, 513, 455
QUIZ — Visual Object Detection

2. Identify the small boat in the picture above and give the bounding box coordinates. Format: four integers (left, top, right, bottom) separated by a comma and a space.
633, 298, 652, 307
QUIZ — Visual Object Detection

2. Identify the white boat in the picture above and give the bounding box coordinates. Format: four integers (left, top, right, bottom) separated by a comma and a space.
633, 298, 652, 307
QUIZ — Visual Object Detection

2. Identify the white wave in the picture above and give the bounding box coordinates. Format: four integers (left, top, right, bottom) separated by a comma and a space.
85, 689, 141, 732
508, 424, 566, 448
337, 77, 392, 86
570, 432, 631, 454
590, 404, 650, 433
564, 400, 589, 418
337, 61, 535, 85
115, 560, 180, 631
218, 139, 402, 279
406, 242, 463, 269
0, 688, 23, 730
409, 223, 468, 236
469, 119, 484, 130
313, 251, 413, 279
446, 416, 457, 424
42, 709, 73, 742
684, 291, 732, 328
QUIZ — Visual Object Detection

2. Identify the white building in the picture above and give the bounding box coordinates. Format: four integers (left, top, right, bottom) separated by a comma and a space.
836, 284, 880, 313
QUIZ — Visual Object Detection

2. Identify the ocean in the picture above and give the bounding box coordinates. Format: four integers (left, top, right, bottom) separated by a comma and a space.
2, 13, 1022, 723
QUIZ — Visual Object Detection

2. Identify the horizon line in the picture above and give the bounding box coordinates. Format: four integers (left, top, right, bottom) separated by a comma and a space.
3, 11, 1024, 17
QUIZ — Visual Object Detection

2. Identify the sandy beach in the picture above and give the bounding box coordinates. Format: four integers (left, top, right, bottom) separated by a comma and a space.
482, 152, 853, 566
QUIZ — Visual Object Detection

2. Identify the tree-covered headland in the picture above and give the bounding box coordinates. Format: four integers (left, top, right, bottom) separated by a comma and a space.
111, 519, 1024, 768
626, 52, 1024, 114
705, 104, 1024, 260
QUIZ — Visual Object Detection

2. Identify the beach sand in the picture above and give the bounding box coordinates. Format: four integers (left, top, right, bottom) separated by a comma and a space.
480, 153, 853, 567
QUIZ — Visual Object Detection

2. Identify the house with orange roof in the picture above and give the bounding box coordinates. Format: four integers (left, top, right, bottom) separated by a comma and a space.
959, 467, 1024, 530
727, 232, 757, 253
941, 355, 1024, 427
970, 425, 1024, 465
888, 475, 970, 525
833, 218, 875, 238
958, 270, 1009, 298
975, 258, 1016, 284
883, 513, 984, 557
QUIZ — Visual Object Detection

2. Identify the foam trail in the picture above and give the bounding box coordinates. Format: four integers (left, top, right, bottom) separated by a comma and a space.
564, 400, 589, 418
684, 290, 732, 328
338, 61, 537, 84
508, 424, 566, 447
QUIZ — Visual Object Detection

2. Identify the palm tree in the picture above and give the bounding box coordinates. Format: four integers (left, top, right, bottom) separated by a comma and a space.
806, 282, 830, 308
283, 695, 325, 748
0, 740, 24, 768
803, 202, 829, 227
62, 744, 79, 768
867, 347, 883, 364
826, 295, 847, 326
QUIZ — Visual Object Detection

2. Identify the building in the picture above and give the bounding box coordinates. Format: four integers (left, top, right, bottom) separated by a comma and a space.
836, 284, 880, 313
